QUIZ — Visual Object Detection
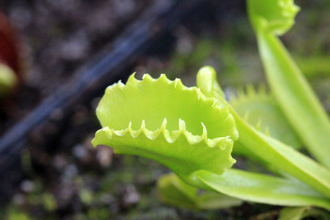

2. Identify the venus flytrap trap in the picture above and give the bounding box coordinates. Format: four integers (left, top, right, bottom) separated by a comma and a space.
92, 0, 330, 215
93, 70, 330, 210
229, 85, 302, 150
92, 73, 237, 183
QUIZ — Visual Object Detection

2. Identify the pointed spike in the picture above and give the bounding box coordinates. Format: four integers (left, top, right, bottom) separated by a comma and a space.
118, 82, 126, 89
255, 118, 262, 130
179, 119, 186, 131
162, 125, 173, 143
246, 84, 256, 96
142, 74, 153, 81
106, 81, 124, 93
128, 121, 132, 130
174, 78, 179, 88
174, 78, 182, 88
264, 127, 271, 136
170, 119, 185, 141
158, 74, 168, 83
211, 99, 218, 107
230, 92, 241, 104
127, 72, 139, 85
243, 111, 250, 121
236, 86, 246, 99
161, 118, 167, 130
127, 121, 137, 137
101, 127, 113, 139
130, 120, 145, 137
201, 122, 207, 139
197, 88, 201, 100
159, 73, 167, 80
141, 120, 146, 129
292, 4, 300, 13
129, 72, 136, 79
227, 90, 237, 102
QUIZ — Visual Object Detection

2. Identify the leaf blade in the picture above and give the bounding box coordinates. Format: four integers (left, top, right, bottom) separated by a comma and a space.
256, 31, 330, 168
195, 169, 330, 211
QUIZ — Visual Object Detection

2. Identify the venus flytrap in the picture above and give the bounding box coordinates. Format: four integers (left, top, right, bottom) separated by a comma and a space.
92, 0, 330, 213
92, 74, 237, 183
93, 71, 330, 210
92, 74, 238, 188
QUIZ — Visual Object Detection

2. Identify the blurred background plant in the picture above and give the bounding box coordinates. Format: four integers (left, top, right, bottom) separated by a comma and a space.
0, 12, 21, 98
0, 0, 329, 219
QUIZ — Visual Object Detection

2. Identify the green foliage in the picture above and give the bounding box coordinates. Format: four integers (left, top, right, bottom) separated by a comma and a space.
195, 169, 330, 210
93, 0, 330, 215
196, 67, 330, 205
158, 173, 242, 210
92, 74, 237, 182
249, 0, 330, 168
93, 70, 330, 210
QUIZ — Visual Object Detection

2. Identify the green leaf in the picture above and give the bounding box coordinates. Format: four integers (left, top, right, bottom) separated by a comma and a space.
0, 63, 17, 97
94, 71, 330, 210
93, 74, 237, 180
197, 67, 330, 200
279, 207, 330, 220
248, 0, 300, 35
252, 2, 330, 168
195, 169, 330, 211
230, 85, 302, 149
157, 173, 242, 210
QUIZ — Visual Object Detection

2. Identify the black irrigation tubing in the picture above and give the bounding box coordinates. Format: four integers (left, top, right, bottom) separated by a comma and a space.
0, 0, 204, 169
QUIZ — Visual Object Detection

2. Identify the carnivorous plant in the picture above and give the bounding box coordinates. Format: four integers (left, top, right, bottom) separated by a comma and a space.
92, 0, 330, 214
